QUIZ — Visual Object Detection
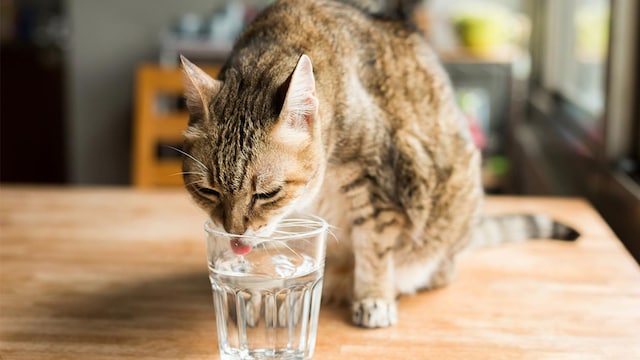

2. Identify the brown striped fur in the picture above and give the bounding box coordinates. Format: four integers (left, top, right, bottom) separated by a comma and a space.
180, 0, 579, 328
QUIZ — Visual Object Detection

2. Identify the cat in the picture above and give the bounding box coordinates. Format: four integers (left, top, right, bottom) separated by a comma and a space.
179, 0, 579, 328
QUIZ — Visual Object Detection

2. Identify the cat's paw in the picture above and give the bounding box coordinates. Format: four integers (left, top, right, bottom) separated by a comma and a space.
278, 296, 301, 327
351, 298, 397, 328
245, 293, 262, 327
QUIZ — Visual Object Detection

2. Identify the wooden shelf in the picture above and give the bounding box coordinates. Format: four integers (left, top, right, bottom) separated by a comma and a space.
132, 63, 220, 187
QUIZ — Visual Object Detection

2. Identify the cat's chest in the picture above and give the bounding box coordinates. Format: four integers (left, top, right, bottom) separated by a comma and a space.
303, 166, 356, 254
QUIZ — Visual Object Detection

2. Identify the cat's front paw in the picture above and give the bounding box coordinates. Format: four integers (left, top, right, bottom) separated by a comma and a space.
245, 292, 262, 327
351, 298, 397, 328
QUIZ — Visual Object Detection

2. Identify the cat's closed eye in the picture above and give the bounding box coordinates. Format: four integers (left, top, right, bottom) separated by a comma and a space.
253, 187, 282, 201
195, 185, 220, 198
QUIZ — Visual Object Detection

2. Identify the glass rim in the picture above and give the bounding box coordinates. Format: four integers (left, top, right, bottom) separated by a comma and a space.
204, 213, 329, 241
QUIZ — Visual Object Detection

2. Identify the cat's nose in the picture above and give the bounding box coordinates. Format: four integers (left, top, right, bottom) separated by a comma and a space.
223, 214, 249, 235
223, 221, 246, 235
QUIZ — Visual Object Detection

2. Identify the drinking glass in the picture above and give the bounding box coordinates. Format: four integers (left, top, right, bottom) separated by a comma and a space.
204, 214, 328, 360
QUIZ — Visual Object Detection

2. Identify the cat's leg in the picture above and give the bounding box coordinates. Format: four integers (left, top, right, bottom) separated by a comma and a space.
338, 167, 404, 327
277, 292, 302, 327
350, 212, 402, 328
246, 291, 262, 327
427, 257, 456, 290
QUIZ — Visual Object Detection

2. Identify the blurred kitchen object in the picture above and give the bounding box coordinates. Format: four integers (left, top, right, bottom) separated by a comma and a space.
451, 1, 530, 60
159, 1, 263, 66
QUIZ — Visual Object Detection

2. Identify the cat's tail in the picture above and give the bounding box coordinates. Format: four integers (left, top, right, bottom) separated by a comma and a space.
469, 214, 580, 249
340, 0, 423, 22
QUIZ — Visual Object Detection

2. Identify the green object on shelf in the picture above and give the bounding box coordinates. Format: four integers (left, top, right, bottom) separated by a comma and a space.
487, 156, 510, 176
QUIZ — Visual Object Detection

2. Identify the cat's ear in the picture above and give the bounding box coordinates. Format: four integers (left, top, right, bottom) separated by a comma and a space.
180, 55, 221, 119
281, 54, 319, 134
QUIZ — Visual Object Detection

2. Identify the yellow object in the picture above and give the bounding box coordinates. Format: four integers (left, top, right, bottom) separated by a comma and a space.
452, 4, 512, 56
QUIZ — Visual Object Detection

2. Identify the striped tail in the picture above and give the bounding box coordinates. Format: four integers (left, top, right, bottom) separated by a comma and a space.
470, 214, 580, 249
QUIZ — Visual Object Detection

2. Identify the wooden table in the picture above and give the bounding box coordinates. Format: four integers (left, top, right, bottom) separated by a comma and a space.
1, 187, 639, 359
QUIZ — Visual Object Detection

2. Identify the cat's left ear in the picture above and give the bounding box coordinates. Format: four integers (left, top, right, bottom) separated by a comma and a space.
180, 55, 221, 120
280, 54, 319, 135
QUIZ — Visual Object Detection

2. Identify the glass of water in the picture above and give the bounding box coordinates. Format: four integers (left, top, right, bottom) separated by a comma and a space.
204, 214, 328, 360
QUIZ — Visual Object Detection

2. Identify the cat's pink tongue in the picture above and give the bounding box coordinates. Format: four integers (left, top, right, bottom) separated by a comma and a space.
230, 239, 252, 255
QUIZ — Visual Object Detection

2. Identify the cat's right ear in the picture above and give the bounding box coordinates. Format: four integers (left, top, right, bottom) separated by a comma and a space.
180, 55, 221, 120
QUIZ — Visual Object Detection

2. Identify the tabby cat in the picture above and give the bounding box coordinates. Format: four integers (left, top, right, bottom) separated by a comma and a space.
180, 0, 579, 328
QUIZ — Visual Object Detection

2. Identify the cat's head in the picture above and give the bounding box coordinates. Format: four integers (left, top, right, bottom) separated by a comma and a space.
180, 54, 325, 247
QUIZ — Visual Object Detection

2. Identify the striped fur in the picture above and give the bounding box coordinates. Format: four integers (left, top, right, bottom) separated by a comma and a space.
470, 214, 580, 249
338, 0, 424, 21
180, 0, 580, 329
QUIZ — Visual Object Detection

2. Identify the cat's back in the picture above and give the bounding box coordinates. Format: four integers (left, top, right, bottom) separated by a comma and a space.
228, 0, 461, 144
246, 0, 373, 33
236, 0, 360, 47
230, 0, 413, 72
235, 0, 438, 104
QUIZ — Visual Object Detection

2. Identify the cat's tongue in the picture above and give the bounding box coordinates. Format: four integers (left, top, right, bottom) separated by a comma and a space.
230, 238, 252, 255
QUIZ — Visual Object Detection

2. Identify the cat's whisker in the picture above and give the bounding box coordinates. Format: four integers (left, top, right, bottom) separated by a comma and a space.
269, 239, 304, 261
183, 179, 206, 187
170, 171, 206, 177
267, 217, 337, 242
165, 146, 209, 172
261, 240, 274, 259
326, 228, 339, 243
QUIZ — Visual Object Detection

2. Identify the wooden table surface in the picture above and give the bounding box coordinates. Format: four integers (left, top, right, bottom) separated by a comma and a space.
1, 186, 639, 359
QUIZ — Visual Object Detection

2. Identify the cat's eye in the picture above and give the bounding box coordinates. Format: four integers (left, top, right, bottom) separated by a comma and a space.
253, 187, 282, 201
195, 185, 220, 198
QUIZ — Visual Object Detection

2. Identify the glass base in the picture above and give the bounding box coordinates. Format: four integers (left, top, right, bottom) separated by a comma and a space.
219, 347, 309, 360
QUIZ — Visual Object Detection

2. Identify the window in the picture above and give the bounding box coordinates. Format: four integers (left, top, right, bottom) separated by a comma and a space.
525, 0, 639, 260
541, 0, 610, 129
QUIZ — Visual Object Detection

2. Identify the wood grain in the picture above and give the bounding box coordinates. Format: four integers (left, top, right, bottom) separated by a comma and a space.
1, 186, 638, 359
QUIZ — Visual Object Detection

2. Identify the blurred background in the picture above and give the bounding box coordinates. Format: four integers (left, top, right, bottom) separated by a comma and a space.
0, 0, 638, 260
